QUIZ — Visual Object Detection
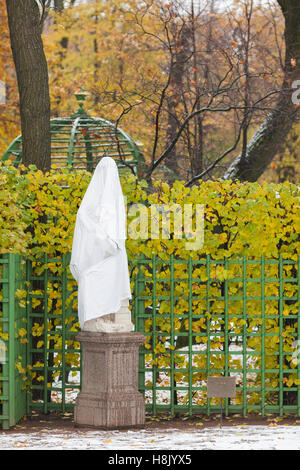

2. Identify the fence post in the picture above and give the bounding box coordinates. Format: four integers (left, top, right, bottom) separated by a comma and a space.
61, 253, 67, 413
188, 256, 193, 416
206, 254, 211, 417
1, 255, 9, 429
170, 254, 175, 416
261, 254, 265, 416
242, 254, 247, 417
297, 255, 300, 417
25, 257, 32, 418
134, 257, 146, 401
8, 254, 16, 427
279, 255, 283, 417
224, 256, 229, 416
152, 254, 157, 415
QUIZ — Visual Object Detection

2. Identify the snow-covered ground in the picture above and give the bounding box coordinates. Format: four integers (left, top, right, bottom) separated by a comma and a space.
5, 344, 296, 450
1, 424, 299, 450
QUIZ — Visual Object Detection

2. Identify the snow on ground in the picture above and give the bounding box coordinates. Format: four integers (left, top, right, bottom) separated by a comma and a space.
0, 425, 299, 450
20, 343, 298, 450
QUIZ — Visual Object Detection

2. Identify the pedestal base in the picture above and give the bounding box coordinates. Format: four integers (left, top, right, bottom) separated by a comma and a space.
74, 331, 145, 429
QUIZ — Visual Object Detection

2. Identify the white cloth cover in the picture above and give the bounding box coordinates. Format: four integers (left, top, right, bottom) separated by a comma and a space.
70, 157, 131, 328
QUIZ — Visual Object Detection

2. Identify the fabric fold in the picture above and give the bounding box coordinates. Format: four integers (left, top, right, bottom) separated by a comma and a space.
70, 157, 131, 328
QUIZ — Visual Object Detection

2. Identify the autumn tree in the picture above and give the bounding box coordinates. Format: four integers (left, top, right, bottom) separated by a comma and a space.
2, 0, 300, 183
6, 0, 51, 170
0, 0, 19, 154
125, 0, 300, 184
224, 0, 300, 181
130, 0, 283, 183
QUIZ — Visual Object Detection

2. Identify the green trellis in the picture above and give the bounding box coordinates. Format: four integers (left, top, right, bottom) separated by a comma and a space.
1, 91, 144, 174
0, 254, 27, 429
134, 255, 300, 417
0, 253, 299, 429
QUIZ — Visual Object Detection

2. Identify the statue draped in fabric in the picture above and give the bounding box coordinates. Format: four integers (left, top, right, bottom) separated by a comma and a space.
70, 157, 132, 332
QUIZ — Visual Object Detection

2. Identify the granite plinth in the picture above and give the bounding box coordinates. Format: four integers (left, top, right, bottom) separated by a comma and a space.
74, 331, 145, 429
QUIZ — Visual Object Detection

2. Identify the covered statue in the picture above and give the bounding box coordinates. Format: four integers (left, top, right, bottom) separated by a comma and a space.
70, 157, 132, 332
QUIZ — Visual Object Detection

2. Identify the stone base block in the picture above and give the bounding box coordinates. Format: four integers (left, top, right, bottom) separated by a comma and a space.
75, 393, 145, 429
74, 331, 145, 429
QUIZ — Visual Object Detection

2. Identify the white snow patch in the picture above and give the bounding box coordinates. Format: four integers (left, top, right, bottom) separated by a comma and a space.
0, 425, 299, 450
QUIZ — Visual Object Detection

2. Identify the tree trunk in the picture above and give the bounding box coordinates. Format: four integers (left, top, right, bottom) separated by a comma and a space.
190, 1, 204, 178
164, 22, 191, 178
6, 0, 51, 171
223, 0, 300, 182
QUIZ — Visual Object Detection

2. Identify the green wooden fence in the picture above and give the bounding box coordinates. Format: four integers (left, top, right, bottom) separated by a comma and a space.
26, 254, 81, 416
0, 254, 27, 429
134, 255, 300, 417
0, 253, 299, 428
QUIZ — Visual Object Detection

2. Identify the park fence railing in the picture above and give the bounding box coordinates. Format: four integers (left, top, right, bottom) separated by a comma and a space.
0, 253, 299, 429
0, 254, 27, 429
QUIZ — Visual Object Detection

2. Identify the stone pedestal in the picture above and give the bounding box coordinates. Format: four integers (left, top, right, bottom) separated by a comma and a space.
74, 331, 145, 429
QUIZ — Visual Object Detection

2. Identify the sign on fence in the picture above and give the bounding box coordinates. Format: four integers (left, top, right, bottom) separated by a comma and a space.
207, 376, 236, 428
207, 376, 236, 398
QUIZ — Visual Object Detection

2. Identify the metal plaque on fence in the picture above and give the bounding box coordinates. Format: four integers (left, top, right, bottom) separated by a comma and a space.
207, 376, 236, 398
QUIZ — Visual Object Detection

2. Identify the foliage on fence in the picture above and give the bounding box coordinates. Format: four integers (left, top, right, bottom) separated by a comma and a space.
0, 160, 299, 414
0, 164, 31, 253
1, 160, 299, 260
135, 255, 300, 415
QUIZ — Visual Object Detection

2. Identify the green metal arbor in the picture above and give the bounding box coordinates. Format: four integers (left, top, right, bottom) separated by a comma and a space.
1, 91, 144, 173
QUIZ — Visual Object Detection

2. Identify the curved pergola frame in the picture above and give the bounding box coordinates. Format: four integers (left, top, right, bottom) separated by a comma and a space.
2, 112, 144, 174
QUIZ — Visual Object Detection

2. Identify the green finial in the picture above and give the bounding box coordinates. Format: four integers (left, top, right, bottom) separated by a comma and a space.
74, 88, 89, 115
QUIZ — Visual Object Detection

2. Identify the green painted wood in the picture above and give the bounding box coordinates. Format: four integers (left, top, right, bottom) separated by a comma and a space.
8, 254, 15, 427
242, 254, 247, 417
170, 254, 175, 416
2, 100, 144, 174
279, 255, 284, 417
2, 253, 300, 427
261, 254, 265, 416
0, 255, 27, 429
1, 255, 9, 429
297, 256, 300, 416
134, 260, 146, 399
188, 256, 192, 416
152, 254, 157, 416
134, 255, 300, 417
